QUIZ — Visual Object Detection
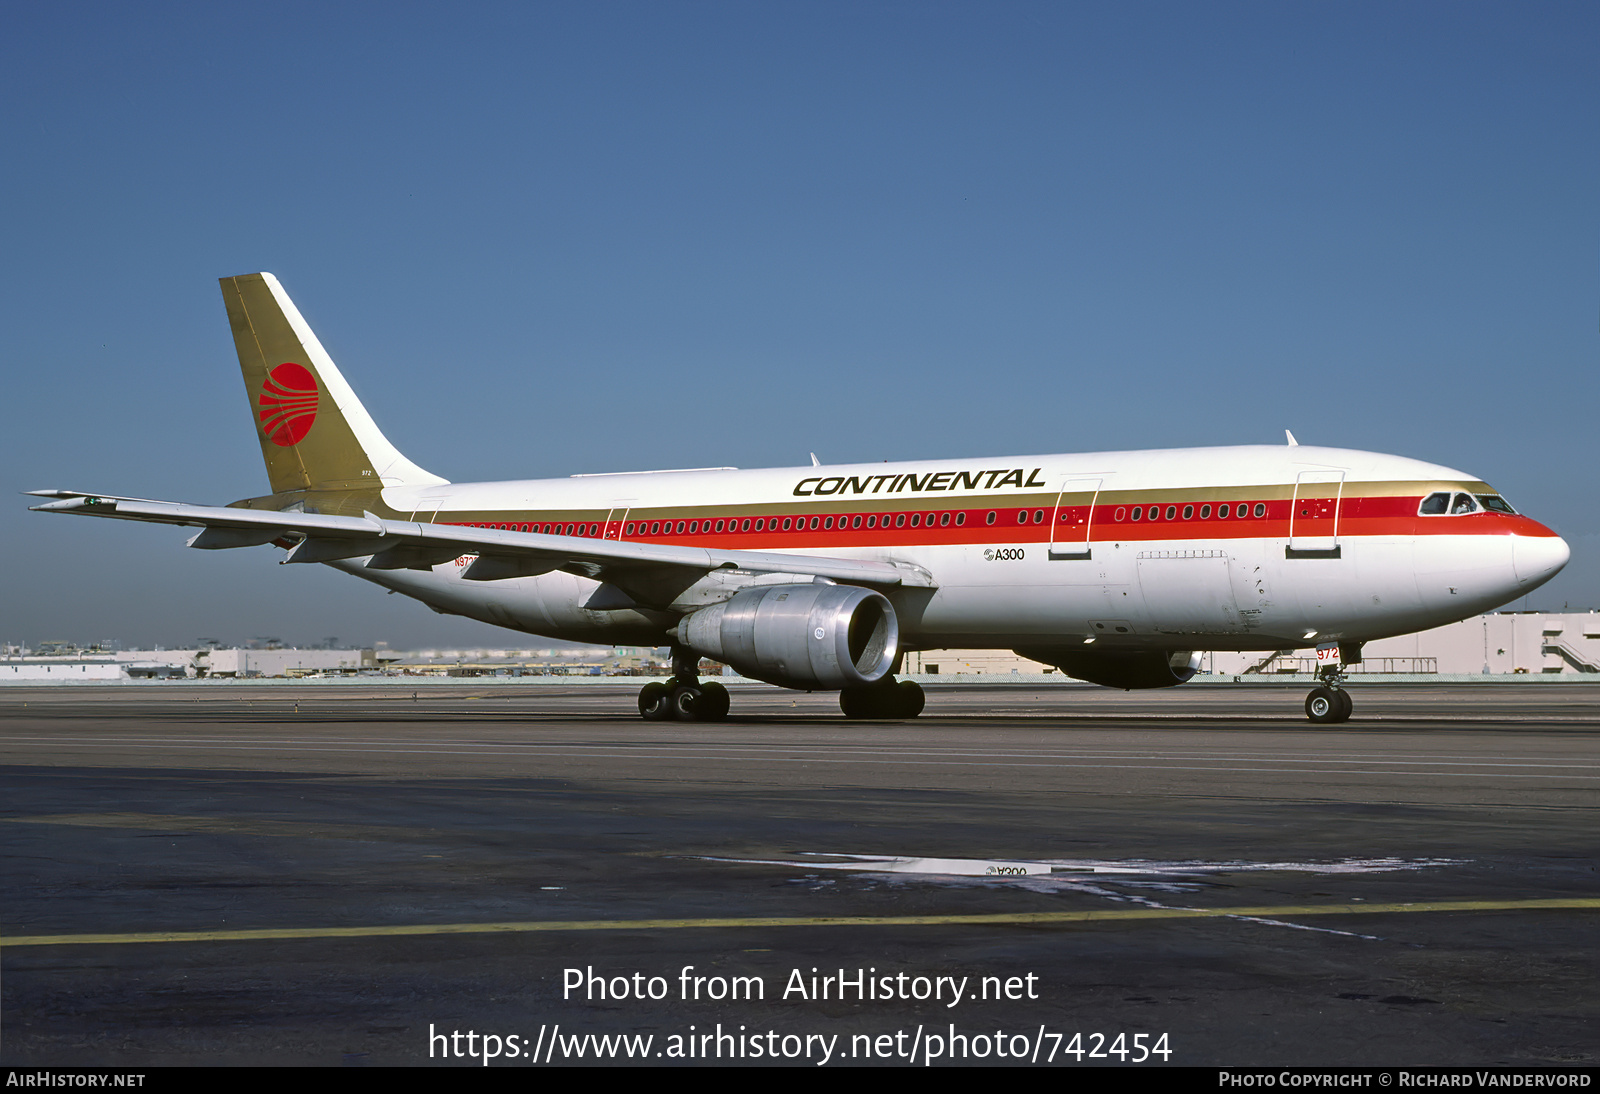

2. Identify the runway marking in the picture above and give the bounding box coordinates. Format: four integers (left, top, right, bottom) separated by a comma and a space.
1, 812, 436, 841
4, 898, 1597, 948
708, 852, 1467, 877
9, 733, 1600, 771
3, 737, 1597, 780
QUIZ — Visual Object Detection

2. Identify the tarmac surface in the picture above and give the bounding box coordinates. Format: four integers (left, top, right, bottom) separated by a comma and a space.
1, 681, 1596, 1067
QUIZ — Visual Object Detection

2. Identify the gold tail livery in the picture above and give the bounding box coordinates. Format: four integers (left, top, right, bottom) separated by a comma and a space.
30, 273, 1570, 722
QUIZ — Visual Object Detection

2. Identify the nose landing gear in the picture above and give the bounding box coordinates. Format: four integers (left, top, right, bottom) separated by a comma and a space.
1304, 658, 1354, 724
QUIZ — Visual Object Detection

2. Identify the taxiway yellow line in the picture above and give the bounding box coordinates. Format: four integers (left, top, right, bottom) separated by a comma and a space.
4, 898, 1597, 948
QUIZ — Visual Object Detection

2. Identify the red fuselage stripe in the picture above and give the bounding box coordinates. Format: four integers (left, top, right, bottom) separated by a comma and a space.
438, 496, 1557, 546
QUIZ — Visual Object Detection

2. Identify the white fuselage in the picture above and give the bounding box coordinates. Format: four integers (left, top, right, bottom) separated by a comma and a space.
333, 443, 1568, 654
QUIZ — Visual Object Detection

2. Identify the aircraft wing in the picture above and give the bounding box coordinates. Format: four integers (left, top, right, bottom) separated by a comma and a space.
26, 491, 933, 607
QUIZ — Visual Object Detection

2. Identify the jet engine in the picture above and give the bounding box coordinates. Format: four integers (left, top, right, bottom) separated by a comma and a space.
1015, 647, 1202, 689
676, 583, 898, 690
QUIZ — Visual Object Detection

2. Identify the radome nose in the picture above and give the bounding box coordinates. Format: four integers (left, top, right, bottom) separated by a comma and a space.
1513, 532, 1570, 588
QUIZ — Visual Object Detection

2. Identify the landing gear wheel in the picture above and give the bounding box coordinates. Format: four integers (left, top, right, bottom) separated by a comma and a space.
639, 681, 674, 721
839, 686, 878, 719
896, 679, 925, 718
1335, 688, 1353, 722
671, 684, 705, 720
1305, 686, 1346, 724
698, 681, 731, 720
841, 679, 925, 720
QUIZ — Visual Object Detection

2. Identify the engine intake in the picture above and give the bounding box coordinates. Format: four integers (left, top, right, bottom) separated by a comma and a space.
1015, 647, 1201, 689
676, 583, 898, 690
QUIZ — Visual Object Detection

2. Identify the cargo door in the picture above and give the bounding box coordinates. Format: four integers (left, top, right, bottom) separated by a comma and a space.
1137, 551, 1243, 634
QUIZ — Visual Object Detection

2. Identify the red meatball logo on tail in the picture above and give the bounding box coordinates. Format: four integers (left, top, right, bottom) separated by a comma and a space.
258, 363, 319, 446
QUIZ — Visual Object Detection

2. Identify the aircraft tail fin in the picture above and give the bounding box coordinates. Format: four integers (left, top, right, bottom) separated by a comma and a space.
219, 273, 447, 495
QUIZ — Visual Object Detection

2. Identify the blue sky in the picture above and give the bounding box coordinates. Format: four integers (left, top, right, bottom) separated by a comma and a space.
3, 1, 1596, 649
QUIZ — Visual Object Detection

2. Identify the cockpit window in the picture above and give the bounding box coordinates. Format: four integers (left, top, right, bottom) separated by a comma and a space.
1450, 493, 1479, 515
1419, 492, 1450, 515
1475, 494, 1517, 515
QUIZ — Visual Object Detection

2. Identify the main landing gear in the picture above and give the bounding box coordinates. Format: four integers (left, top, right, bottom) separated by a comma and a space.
1304, 664, 1354, 724
638, 648, 729, 722
840, 677, 926, 720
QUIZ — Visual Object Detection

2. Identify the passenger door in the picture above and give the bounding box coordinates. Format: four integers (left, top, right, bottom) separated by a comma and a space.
1288, 471, 1344, 557
1049, 478, 1102, 560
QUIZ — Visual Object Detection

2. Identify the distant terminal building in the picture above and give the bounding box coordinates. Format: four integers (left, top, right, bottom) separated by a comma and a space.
902, 649, 1056, 676
5, 615, 1595, 681
381, 646, 666, 677
0, 645, 375, 680
1208, 611, 1599, 676
905, 611, 1600, 678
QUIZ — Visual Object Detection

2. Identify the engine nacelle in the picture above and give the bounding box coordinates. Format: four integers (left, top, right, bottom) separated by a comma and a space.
676, 583, 898, 690
1015, 647, 1201, 689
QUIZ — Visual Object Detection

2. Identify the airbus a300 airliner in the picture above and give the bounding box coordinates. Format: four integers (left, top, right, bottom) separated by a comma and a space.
31, 274, 1570, 722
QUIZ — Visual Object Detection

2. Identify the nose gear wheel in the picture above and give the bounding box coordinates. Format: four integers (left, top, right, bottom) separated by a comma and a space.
1305, 685, 1353, 723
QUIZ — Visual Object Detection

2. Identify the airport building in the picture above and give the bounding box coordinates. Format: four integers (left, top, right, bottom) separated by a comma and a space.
905, 611, 1600, 678
0, 646, 376, 680
1208, 610, 1600, 676
378, 646, 663, 676
5, 613, 1595, 681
